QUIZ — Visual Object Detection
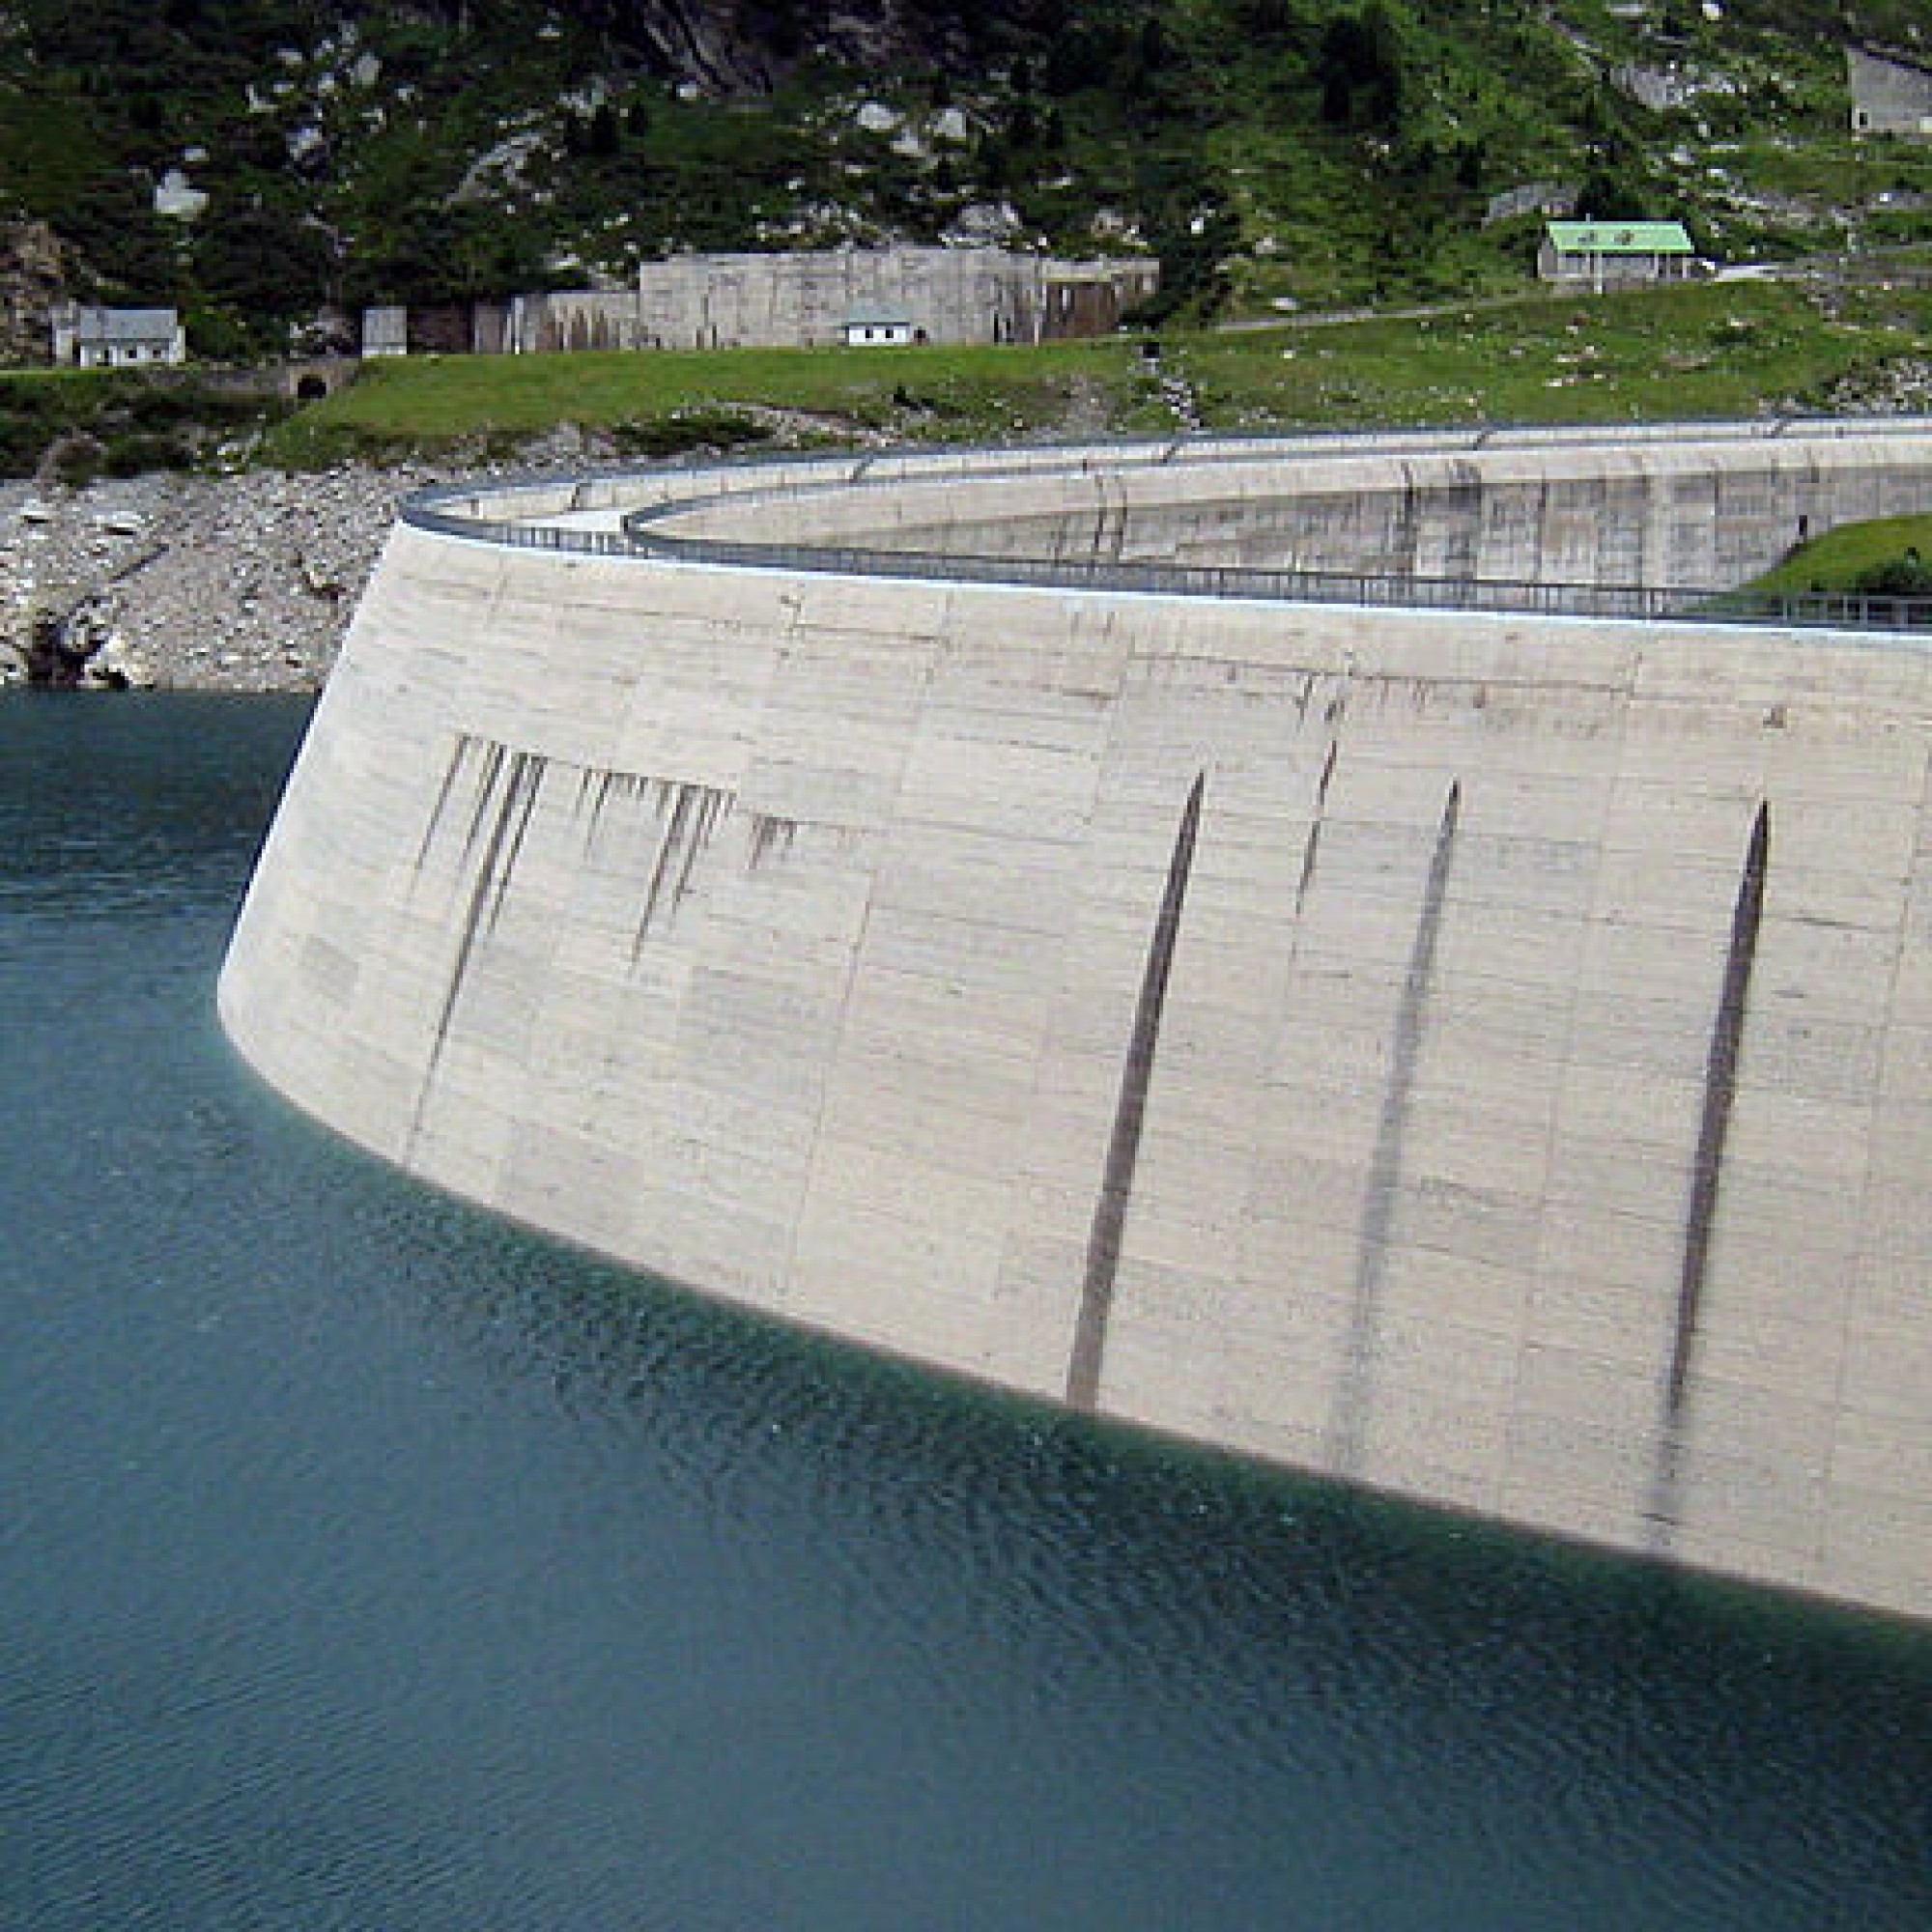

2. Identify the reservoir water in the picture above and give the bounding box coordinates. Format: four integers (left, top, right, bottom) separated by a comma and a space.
3, 692, 1929, 1930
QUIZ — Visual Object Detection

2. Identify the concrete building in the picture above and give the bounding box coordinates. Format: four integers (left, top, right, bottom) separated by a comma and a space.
362, 251, 1156, 358
1849, 46, 1932, 135
221, 424, 1932, 1626
632, 246, 1153, 351
1539, 221, 1697, 287
50, 304, 186, 367
511, 247, 1157, 353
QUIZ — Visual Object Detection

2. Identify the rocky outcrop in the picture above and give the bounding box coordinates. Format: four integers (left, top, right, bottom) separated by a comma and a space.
0, 427, 684, 691
585, 0, 997, 94
1813, 355, 1932, 416
0, 464, 438, 692
0, 220, 67, 366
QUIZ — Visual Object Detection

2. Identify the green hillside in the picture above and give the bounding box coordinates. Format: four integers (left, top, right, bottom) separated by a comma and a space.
4, 0, 1932, 355
227, 275, 1931, 469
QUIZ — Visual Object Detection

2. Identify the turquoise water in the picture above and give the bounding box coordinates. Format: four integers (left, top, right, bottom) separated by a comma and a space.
3, 692, 1929, 1931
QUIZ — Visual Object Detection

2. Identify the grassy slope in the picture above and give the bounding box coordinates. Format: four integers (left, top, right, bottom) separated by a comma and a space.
0, 366, 291, 479
8, 0, 1930, 341
1175, 280, 1932, 426
258, 275, 1932, 466
1747, 512, 1932, 593
263, 338, 1164, 462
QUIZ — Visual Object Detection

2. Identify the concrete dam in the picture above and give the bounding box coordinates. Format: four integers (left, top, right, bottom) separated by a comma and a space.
220, 422, 1932, 1622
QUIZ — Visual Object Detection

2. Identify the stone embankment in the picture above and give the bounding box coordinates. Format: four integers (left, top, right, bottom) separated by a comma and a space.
0, 464, 445, 693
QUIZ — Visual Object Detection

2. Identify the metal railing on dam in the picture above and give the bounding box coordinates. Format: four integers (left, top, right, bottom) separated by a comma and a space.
400, 423, 1932, 635
619, 530, 1932, 634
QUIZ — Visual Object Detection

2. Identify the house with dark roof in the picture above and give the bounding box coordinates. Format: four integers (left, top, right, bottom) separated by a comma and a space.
50, 304, 186, 367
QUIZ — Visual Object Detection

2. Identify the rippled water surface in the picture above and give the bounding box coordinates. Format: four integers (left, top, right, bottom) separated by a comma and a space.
3, 692, 1930, 1931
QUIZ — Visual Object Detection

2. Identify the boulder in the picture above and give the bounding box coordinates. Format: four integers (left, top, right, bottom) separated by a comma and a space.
82, 631, 157, 691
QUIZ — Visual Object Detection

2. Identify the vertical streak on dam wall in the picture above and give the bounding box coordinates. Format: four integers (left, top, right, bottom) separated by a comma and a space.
1648, 801, 1771, 1547
408, 746, 550, 1155
1066, 771, 1207, 1411
1329, 779, 1462, 1475
219, 449, 1932, 1624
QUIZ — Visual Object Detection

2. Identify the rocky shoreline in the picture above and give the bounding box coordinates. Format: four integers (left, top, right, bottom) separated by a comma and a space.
0, 462, 454, 694
0, 422, 871, 693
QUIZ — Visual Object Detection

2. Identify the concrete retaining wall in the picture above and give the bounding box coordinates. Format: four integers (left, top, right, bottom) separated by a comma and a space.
220, 430, 1932, 1621
497, 249, 1157, 352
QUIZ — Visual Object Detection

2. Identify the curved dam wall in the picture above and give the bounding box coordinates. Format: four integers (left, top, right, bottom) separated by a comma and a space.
641, 419, 1932, 590
221, 430, 1932, 1622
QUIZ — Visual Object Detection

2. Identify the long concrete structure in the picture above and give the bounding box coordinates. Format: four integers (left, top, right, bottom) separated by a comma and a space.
220, 424, 1932, 1621
495, 249, 1158, 354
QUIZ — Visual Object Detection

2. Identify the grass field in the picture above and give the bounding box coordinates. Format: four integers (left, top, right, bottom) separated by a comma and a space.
1745, 512, 1932, 594
262, 338, 1162, 465
1170, 280, 1932, 429
252, 274, 1932, 469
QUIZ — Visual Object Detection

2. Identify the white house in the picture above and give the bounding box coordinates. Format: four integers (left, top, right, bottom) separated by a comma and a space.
51, 305, 187, 367
841, 305, 918, 347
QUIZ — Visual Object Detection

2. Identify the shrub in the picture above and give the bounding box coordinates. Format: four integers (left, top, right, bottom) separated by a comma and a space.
1853, 552, 1932, 597
611, 412, 772, 458
49, 434, 104, 488
102, 431, 191, 476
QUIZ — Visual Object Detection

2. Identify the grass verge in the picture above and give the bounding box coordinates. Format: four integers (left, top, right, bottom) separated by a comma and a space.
1171, 280, 1932, 430
1745, 512, 1932, 595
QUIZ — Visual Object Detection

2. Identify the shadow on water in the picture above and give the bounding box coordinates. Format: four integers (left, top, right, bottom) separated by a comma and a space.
4, 690, 1929, 1932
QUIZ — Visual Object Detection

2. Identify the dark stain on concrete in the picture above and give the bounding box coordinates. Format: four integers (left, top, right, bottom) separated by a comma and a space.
484, 753, 548, 936
1293, 737, 1341, 920
460, 739, 509, 869
414, 733, 478, 876
1328, 778, 1462, 1474
1647, 800, 1771, 1546
1066, 770, 1207, 1411
635, 779, 732, 952
749, 813, 801, 870
408, 747, 548, 1155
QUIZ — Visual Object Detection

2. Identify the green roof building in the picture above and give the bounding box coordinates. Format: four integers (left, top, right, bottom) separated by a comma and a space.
1539, 220, 1699, 287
